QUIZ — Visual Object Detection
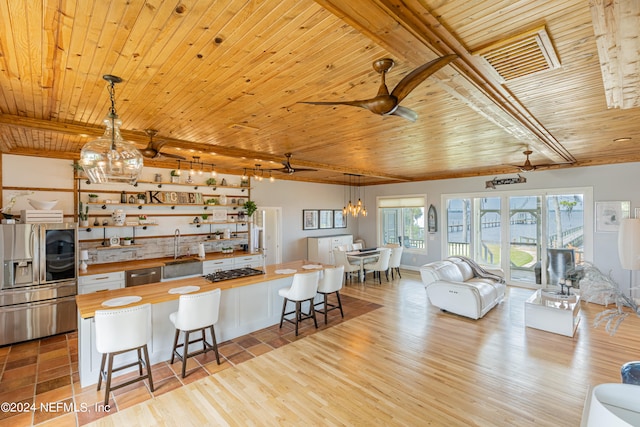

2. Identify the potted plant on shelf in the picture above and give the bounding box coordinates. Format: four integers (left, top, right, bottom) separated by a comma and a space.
71, 161, 85, 178
137, 193, 146, 204
205, 198, 218, 205
122, 237, 133, 246
88, 194, 99, 203
206, 177, 217, 187
201, 213, 209, 223
244, 200, 257, 218
170, 169, 180, 183
78, 202, 89, 227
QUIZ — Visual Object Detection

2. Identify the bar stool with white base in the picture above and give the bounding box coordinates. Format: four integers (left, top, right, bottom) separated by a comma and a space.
315, 265, 345, 324
169, 288, 221, 378
279, 271, 320, 336
95, 303, 154, 407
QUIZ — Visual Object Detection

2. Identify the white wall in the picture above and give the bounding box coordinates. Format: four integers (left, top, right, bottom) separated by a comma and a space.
3, 154, 638, 291
357, 163, 640, 290
249, 179, 358, 261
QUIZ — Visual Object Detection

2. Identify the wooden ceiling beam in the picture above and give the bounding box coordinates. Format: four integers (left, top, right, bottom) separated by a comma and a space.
590, 0, 640, 109
315, 0, 576, 164
0, 114, 408, 181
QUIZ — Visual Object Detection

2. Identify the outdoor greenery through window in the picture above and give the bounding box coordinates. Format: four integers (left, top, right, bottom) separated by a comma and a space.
444, 188, 592, 287
378, 195, 425, 251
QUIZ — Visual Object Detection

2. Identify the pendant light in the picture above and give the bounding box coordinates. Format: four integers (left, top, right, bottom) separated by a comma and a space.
343, 174, 367, 218
80, 75, 143, 184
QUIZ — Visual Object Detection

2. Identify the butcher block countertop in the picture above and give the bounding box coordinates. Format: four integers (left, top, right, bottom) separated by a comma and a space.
79, 251, 257, 276
75, 260, 327, 319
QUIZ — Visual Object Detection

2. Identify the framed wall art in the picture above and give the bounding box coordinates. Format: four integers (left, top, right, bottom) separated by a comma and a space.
319, 210, 333, 229
334, 210, 347, 228
303, 209, 319, 230
595, 201, 630, 232
428, 204, 437, 233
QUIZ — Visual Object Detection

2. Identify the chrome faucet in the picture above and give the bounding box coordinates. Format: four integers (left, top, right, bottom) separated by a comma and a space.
174, 228, 180, 259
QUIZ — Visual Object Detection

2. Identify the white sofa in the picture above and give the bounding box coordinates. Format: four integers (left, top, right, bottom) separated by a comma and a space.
420, 257, 506, 319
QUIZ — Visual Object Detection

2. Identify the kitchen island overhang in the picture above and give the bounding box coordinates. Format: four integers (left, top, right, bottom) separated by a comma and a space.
76, 260, 325, 388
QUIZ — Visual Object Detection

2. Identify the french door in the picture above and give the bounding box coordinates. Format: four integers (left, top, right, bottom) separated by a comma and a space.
444, 188, 592, 288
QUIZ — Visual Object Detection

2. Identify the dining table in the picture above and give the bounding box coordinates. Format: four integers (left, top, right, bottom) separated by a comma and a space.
346, 249, 380, 282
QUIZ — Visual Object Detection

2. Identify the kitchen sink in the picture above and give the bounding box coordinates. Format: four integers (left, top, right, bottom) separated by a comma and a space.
163, 258, 203, 279
164, 257, 201, 265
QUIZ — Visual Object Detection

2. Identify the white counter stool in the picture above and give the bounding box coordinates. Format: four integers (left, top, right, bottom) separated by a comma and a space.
279, 271, 320, 336
95, 303, 154, 407
315, 266, 345, 324
169, 288, 221, 378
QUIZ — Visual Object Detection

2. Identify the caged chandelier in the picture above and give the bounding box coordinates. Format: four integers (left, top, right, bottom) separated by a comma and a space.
80, 75, 144, 184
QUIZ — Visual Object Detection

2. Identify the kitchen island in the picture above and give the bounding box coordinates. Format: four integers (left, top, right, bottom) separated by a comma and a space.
75, 260, 327, 387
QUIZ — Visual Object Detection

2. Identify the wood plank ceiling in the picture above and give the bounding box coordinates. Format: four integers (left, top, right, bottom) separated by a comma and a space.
0, 0, 638, 186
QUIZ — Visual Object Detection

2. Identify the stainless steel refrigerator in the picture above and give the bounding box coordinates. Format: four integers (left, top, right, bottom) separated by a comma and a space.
0, 223, 77, 346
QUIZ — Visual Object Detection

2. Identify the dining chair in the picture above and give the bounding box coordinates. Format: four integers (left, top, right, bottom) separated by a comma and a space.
363, 248, 392, 284
388, 246, 404, 279
279, 271, 320, 336
169, 289, 221, 378
95, 303, 154, 406
333, 249, 362, 283
315, 266, 345, 324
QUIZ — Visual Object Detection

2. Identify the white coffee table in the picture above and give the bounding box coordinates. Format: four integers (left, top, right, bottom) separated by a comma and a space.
524, 289, 581, 337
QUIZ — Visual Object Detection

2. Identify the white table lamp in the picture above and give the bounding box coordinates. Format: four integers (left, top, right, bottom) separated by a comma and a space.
79, 250, 89, 272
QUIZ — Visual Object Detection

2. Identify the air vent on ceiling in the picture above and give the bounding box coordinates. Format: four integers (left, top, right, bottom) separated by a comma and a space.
472, 25, 561, 83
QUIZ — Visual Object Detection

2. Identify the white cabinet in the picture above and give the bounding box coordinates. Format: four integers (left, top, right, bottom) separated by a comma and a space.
203, 258, 235, 275
307, 235, 353, 264
203, 254, 263, 274
78, 271, 125, 294
234, 254, 262, 269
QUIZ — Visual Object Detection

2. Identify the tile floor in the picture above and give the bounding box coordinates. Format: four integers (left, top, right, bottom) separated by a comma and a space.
0, 294, 381, 426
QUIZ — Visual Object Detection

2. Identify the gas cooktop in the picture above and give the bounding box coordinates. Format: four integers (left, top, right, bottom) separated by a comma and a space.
204, 267, 265, 283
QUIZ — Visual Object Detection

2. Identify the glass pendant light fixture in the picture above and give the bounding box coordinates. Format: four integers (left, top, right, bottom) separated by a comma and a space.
80, 75, 143, 184
343, 173, 367, 218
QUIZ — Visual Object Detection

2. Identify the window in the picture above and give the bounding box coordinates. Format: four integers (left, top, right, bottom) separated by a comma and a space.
443, 188, 592, 288
378, 195, 426, 251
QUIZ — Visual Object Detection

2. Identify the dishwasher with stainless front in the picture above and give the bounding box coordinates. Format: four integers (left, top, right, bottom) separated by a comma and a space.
125, 266, 162, 287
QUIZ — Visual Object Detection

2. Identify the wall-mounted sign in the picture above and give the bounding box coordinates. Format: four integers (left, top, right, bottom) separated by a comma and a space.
485, 175, 526, 189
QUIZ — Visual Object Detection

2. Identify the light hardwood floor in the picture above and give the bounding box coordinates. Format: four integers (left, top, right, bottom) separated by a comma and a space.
88, 271, 640, 426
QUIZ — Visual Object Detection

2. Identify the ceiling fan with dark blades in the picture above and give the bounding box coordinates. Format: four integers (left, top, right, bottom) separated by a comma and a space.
140, 129, 185, 160
509, 150, 572, 172
299, 54, 457, 122
266, 153, 317, 175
